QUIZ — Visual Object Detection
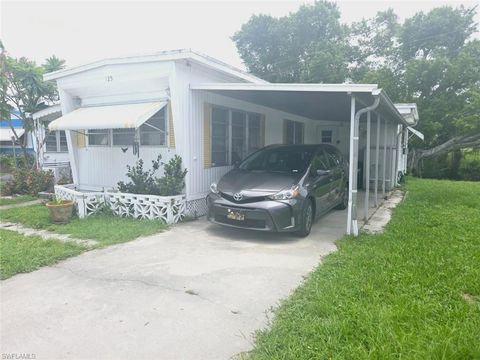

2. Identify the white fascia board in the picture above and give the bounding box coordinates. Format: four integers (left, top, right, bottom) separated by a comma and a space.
44, 50, 266, 84
192, 83, 408, 125
190, 82, 379, 93
395, 103, 419, 124
378, 91, 410, 126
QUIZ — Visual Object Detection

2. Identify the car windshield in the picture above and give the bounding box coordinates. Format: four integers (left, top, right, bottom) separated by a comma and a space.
239, 146, 316, 174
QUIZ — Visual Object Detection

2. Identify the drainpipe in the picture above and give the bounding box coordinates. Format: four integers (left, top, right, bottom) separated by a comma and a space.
347, 94, 380, 236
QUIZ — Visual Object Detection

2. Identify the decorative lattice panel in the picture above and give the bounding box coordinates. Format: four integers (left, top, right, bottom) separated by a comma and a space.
186, 198, 208, 218
54, 185, 186, 224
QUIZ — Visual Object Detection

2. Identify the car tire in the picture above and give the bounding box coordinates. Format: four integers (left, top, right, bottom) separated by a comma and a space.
335, 186, 348, 210
297, 199, 314, 237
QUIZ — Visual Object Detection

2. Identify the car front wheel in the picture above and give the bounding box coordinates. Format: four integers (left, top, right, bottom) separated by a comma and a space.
297, 200, 313, 237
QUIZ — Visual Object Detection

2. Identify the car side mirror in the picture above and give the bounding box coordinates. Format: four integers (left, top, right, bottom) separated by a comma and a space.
316, 169, 331, 176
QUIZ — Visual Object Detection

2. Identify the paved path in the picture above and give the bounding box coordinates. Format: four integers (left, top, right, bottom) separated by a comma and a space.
0, 210, 346, 360
363, 190, 404, 233
0, 199, 43, 210
0, 222, 98, 247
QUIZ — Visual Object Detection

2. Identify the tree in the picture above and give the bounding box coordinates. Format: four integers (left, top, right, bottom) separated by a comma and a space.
43, 55, 66, 74
234, 4, 480, 176
233, 1, 350, 83
400, 6, 477, 61
0, 46, 65, 164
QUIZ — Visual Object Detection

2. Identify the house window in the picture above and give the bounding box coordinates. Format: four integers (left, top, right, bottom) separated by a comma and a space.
139, 108, 166, 146
248, 113, 262, 154
87, 107, 168, 148
285, 120, 304, 144
211, 107, 229, 166
231, 111, 246, 163
112, 128, 135, 146
321, 130, 333, 144
88, 129, 110, 146
210, 106, 264, 167
45, 129, 68, 152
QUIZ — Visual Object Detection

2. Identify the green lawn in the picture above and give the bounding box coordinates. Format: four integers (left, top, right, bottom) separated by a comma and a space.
0, 195, 36, 206
0, 204, 167, 246
249, 178, 480, 359
0, 228, 86, 279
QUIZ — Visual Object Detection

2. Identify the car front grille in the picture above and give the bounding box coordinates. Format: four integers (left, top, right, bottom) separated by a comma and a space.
219, 192, 266, 204
214, 214, 266, 229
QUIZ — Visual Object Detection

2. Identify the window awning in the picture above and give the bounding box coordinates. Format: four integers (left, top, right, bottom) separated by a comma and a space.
407, 126, 424, 141
0, 128, 25, 142
48, 101, 168, 131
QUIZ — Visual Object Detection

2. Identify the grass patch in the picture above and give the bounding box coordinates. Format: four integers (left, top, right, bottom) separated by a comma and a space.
0, 195, 36, 206
0, 204, 167, 246
0, 228, 85, 279
249, 178, 480, 359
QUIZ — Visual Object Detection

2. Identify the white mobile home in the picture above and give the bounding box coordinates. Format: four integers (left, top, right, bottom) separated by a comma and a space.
32, 105, 71, 182
45, 49, 421, 235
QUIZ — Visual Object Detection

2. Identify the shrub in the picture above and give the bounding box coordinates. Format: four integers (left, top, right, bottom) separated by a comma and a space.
117, 156, 161, 195
0, 153, 35, 173
421, 149, 480, 181
459, 158, 480, 181
117, 155, 187, 196
156, 155, 188, 196
1, 168, 54, 196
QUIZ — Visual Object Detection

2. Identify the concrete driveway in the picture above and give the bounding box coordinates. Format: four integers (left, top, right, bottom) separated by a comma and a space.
1, 209, 347, 360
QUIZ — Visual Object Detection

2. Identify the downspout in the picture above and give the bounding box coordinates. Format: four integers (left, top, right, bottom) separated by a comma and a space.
347, 94, 380, 236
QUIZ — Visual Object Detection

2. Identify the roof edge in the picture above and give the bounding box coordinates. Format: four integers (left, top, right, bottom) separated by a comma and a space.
44, 49, 267, 84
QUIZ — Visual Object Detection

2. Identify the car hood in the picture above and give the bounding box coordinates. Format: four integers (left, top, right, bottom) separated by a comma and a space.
218, 169, 302, 197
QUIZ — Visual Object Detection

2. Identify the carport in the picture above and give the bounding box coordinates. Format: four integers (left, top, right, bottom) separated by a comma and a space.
191, 83, 419, 236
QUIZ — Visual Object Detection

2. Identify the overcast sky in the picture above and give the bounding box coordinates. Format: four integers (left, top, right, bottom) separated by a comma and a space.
1, 0, 479, 70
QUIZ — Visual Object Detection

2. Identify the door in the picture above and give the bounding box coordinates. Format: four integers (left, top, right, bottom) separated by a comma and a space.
308, 150, 334, 214
325, 148, 345, 205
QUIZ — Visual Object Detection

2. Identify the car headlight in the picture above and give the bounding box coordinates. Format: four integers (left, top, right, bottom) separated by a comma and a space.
210, 182, 219, 194
267, 185, 300, 200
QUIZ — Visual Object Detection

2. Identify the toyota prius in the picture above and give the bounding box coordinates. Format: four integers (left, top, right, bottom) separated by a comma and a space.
206, 144, 348, 237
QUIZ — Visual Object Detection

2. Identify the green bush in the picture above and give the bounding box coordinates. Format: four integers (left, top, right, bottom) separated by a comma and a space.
1, 168, 54, 196
0, 153, 35, 173
156, 155, 188, 196
420, 149, 480, 181
459, 158, 480, 181
117, 155, 161, 195
117, 155, 187, 196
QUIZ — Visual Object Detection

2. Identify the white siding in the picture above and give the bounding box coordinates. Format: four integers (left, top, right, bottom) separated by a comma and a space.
77, 147, 176, 188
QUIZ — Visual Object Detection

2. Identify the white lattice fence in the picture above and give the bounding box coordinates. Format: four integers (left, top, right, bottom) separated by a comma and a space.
186, 198, 208, 217
54, 185, 186, 224
54, 185, 104, 218
106, 192, 186, 224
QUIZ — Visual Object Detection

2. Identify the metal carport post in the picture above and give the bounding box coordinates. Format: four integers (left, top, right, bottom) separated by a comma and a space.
347, 94, 380, 236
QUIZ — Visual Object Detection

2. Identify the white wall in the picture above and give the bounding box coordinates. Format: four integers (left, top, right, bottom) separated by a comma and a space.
77, 147, 176, 188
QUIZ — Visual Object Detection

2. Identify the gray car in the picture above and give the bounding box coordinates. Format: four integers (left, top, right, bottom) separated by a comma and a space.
206, 144, 348, 236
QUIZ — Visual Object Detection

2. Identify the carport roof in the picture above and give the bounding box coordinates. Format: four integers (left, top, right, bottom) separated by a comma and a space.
191, 83, 408, 125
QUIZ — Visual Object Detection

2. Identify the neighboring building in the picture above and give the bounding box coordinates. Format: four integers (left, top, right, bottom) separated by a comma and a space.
44, 49, 422, 234
32, 105, 71, 182
0, 111, 34, 155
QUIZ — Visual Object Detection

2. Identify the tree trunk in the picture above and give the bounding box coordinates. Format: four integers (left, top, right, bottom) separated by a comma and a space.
409, 133, 480, 175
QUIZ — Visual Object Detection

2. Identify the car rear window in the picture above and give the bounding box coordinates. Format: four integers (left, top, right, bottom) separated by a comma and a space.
239, 146, 316, 173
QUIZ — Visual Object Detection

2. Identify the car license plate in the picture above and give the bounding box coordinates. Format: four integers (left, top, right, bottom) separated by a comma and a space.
227, 209, 245, 221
